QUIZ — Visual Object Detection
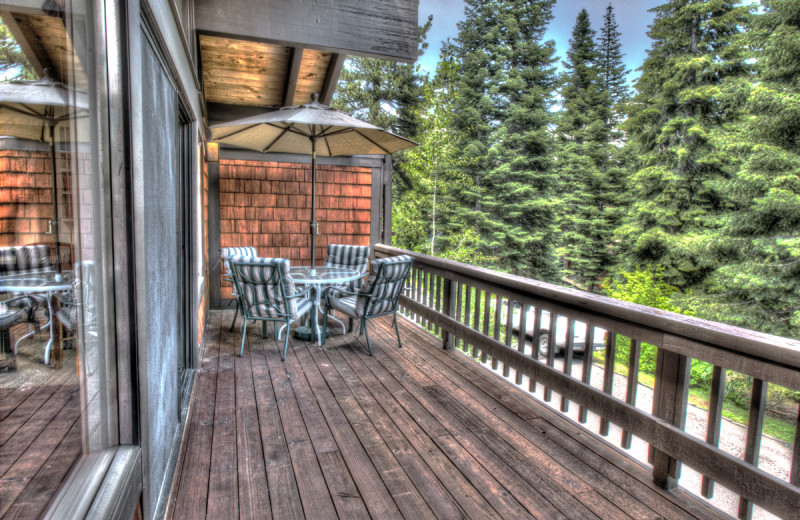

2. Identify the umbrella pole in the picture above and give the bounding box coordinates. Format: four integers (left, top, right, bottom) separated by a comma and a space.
48, 123, 62, 274
310, 137, 318, 267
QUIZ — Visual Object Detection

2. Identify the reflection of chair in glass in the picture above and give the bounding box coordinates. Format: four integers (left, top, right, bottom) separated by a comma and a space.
1, 296, 36, 364
323, 255, 413, 356
230, 257, 313, 360
56, 261, 96, 348
221, 247, 257, 331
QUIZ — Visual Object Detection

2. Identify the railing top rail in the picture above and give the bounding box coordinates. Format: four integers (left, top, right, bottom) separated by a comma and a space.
375, 244, 800, 370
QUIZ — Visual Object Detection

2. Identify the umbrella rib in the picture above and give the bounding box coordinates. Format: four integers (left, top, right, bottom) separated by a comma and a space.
353, 129, 394, 154
260, 126, 294, 153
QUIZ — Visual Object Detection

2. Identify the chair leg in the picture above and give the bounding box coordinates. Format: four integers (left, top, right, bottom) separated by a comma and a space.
363, 318, 372, 356
282, 322, 290, 361
229, 300, 239, 332
239, 318, 247, 356
273, 323, 280, 340
262, 320, 268, 339
322, 310, 329, 345
348, 318, 353, 333
393, 312, 403, 349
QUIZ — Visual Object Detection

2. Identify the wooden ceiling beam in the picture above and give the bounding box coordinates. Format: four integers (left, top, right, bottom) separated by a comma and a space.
319, 53, 345, 105
282, 46, 303, 106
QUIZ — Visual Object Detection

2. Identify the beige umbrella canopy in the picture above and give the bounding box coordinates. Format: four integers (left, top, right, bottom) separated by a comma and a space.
211, 93, 417, 265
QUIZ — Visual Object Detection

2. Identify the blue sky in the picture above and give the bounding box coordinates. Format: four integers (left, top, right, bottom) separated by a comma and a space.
417, 0, 663, 84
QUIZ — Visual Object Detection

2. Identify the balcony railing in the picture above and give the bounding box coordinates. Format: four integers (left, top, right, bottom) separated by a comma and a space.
375, 244, 800, 520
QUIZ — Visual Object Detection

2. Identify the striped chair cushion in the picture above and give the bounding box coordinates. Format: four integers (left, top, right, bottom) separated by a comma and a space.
232, 256, 310, 320
324, 244, 370, 292
331, 255, 413, 318
221, 247, 257, 296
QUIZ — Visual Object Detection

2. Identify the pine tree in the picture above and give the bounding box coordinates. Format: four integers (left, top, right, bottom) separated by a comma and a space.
556, 9, 627, 292
333, 16, 431, 139
452, 0, 559, 279
688, 0, 800, 337
598, 4, 629, 113
0, 18, 36, 80
619, 0, 751, 290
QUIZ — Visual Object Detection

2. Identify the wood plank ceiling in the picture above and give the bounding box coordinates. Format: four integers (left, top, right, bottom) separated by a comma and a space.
199, 34, 344, 112
1, 11, 89, 90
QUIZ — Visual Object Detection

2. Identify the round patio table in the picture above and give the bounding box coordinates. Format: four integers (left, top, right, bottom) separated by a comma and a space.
289, 266, 362, 346
0, 271, 74, 366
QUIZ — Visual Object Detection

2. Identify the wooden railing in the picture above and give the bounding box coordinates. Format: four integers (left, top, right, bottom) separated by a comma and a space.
375, 244, 800, 520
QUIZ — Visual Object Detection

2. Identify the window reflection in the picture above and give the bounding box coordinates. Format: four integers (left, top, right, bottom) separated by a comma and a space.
1, 1, 113, 516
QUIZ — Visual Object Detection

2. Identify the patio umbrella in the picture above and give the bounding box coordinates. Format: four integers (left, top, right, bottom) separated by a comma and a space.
0, 78, 89, 272
210, 93, 417, 266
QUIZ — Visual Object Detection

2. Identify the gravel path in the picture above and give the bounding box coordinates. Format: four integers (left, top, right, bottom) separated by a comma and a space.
484, 354, 792, 519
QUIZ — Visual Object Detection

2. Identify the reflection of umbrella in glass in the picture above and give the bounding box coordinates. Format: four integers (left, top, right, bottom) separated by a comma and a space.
0, 78, 89, 271
210, 93, 417, 266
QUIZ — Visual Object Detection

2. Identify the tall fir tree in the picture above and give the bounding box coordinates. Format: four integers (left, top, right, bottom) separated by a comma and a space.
556, 9, 626, 292
333, 16, 431, 139
452, 0, 559, 279
619, 0, 751, 290
598, 4, 629, 114
687, 0, 800, 337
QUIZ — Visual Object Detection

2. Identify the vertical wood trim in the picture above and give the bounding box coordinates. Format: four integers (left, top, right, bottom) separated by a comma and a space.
544, 313, 558, 402
455, 282, 463, 350
792, 403, 800, 487
561, 318, 576, 413
381, 155, 392, 244
702, 365, 726, 498
464, 286, 472, 354
530, 307, 543, 392
651, 348, 690, 490
442, 278, 456, 349
738, 378, 768, 520
622, 339, 642, 449
472, 288, 481, 359
600, 332, 617, 436
370, 164, 382, 250
503, 298, 513, 377
208, 161, 221, 308
481, 291, 490, 363
579, 326, 596, 423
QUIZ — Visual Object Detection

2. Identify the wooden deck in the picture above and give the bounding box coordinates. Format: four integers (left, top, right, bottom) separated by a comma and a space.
0, 322, 81, 519
166, 309, 727, 520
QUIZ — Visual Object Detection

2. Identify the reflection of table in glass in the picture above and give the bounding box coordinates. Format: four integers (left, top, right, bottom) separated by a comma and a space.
0, 271, 74, 367
289, 266, 362, 346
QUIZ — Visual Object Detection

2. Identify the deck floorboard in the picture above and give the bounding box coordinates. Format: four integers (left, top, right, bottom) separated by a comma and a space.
167, 310, 729, 519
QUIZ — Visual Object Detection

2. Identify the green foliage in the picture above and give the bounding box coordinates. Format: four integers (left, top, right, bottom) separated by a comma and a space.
0, 18, 37, 81
555, 8, 627, 293
451, 0, 560, 280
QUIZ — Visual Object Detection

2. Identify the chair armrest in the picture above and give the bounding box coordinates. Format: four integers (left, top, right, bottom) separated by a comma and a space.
285, 285, 313, 300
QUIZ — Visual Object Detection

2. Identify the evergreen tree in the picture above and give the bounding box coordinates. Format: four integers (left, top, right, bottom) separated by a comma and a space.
598, 4, 629, 113
0, 18, 36, 80
452, 0, 559, 279
333, 16, 431, 139
687, 0, 800, 337
619, 0, 751, 290
556, 9, 627, 292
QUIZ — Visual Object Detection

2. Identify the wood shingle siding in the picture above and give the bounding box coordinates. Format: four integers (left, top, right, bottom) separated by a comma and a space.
218, 159, 372, 299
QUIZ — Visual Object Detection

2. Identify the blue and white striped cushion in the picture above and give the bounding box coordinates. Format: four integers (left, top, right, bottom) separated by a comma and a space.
354, 255, 413, 317
222, 247, 257, 296
324, 244, 370, 292
232, 257, 310, 320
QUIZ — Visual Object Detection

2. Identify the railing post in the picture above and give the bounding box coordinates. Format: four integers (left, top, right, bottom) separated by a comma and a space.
442, 277, 456, 349
651, 347, 691, 490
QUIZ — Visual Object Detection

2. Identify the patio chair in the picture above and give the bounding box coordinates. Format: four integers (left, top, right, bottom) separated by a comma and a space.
230, 256, 313, 360
56, 261, 96, 348
1, 295, 36, 358
323, 244, 370, 292
322, 255, 413, 356
220, 246, 257, 331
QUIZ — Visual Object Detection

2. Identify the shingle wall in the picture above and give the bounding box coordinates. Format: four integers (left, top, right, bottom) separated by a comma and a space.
218, 158, 372, 299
